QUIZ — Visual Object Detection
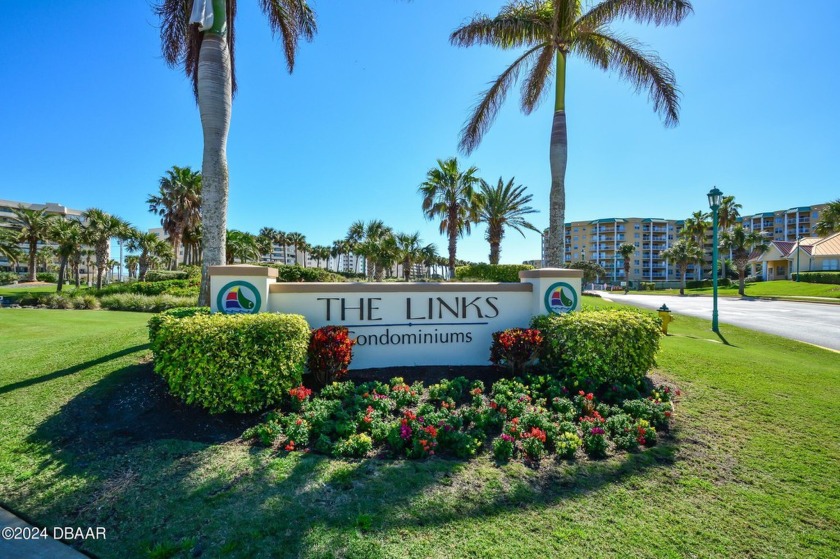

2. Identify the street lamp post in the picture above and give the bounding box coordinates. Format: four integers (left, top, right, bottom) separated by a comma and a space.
796, 236, 801, 282
708, 187, 723, 333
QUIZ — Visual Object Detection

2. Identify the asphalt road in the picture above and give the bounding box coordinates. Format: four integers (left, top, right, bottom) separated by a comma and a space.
596, 292, 840, 352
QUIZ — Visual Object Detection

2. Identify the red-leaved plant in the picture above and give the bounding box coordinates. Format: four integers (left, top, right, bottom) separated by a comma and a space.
307, 326, 356, 388
489, 328, 543, 374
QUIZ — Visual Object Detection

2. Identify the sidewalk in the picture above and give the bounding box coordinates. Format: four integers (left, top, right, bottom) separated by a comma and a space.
0, 507, 89, 559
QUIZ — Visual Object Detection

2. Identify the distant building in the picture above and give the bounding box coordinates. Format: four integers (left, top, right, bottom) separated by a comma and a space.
0, 199, 100, 274
738, 204, 828, 242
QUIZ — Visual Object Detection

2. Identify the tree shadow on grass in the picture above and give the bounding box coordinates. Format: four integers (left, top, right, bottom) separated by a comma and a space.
0, 344, 150, 396
20, 362, 680, 558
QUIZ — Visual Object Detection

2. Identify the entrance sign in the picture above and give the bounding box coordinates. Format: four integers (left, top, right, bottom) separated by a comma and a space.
210, 265, 582, 369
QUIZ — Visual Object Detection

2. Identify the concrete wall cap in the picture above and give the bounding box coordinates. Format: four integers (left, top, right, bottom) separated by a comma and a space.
270, 282, 533, 294
518, 268, 584, 279
209, 265, 278, 278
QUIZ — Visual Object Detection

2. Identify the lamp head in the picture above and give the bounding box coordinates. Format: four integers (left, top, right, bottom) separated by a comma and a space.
707, 187, 723, 210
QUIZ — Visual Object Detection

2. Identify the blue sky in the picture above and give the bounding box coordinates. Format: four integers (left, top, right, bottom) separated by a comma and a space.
2, 1, 838, 264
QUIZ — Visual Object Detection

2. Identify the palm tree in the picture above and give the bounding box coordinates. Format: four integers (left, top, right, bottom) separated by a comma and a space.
257, 227, 277, 261
225, 230, 261, 264
49, 218, 84, 292
452, 0, 691, 266
346, 220, 365, 273
83, 209, 132, 289
419, 157, 482, 278
127, 231, 172, 281
477, 177, 540, 264
661, 239, 703, 295
0, 227, 22, 271
717, 195, 742, 277
286, 232, 307, 267
273, 230, 288, 264
617, 243, 635, 286
815, 199, 840, 237
156, 0, 316, 305
125, 255, 139, 280
680, 210, 709, 279
362, 220, 391, 280
148, 165, 202, 270
395, 232, 423, 280
9, 207, 56, 282
720, 225, 769, 296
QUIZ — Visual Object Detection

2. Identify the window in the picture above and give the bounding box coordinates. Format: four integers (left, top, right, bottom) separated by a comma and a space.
668, 235, 673, 240
813, 212, 819, 219
573, 236, 578, 241
776, 217, 783, 223
634, 233, 640, 239
634, 242, 640, 247
823, 259, 839, 271
573, 245, 578, 250
634, 225, 640, 230
574, 227, 579, 232
634, 260, 640, 265
633, 268, 639, 274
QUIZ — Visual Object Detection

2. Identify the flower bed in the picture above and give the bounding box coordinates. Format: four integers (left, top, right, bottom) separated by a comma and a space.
243, 374, 678, 464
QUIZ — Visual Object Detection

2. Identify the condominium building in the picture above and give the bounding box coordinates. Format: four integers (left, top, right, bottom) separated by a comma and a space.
545, 217, 684, 285
738, 204, 828, 241
0, 199, 99, 273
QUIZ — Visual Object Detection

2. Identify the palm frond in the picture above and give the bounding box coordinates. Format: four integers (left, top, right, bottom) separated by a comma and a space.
579, 0, 693, 28
459, 44, 546, 154
259, 0, 317, 73
553, 0, 583, 36
521, 44, 556, 114
573, 30, 680, 126
450, 1, 551, 49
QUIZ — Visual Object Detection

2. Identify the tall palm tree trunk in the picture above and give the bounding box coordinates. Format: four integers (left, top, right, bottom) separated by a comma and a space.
447, 209, 458, 278
680, 265, 687, 295
26, 239, 37, 282
546, 53, 567, 268
489, 240, 500, 265
171, 232, 181, 270
197, 32, 232, 306
57, 257, 68, 292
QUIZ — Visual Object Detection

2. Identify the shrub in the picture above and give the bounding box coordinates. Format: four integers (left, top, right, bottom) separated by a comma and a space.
791, 271, 840, 285
555, 431, 582, 458
307, 326, 356, 387
532, 309, 661, 388
148, 307, 211, 343
36, 272, 57, 283
580, 413, 608, 458
621, 399, 671, 430
144, 270, 189, 282
95, 279, 199, 297
0, 271, 18, 285
263, 264, 346, 283
99, 293, 196, 312
333, 433, 373, 458
454, 263, 534, 283
492, 434, 515, 461
152, 312, 310, 413
639, 281, 656, 291
72, 295, 100, 310
489, 328, 543, 373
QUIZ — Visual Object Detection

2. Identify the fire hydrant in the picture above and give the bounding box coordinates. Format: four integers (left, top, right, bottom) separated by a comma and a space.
658, 304, 674, 335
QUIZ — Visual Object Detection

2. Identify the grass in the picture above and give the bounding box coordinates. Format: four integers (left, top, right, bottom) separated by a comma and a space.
0, 283, 89, 302
1, 306, 838, 558
633, 280, 840, 299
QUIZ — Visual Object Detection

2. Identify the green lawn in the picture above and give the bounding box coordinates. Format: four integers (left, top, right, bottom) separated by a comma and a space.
1, 306, 838, 558
634, 280, 840, 299
0, 283, 89, 302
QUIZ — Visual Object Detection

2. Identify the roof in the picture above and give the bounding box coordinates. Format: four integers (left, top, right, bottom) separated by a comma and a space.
809, 232, 840, 256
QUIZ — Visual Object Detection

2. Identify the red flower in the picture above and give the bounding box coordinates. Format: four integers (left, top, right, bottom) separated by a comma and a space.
285, 441, 296, 451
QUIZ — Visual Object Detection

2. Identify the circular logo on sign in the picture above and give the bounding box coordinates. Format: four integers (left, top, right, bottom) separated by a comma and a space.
544, 282, 577, 314
217, 281, 261, 314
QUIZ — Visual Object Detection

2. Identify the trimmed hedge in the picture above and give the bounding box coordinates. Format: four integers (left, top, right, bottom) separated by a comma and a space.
36, 272, 57, 283
791, 271, 840, 285
94, 279, 199, 297
145, 270, 189, 282
28, 293, 100, 310
151, 313, 310, 413
531, 309, 661, 387
99, 293, 196, 312
147, 306, 211, 343
455, 263, 534, 283
685, 278, 731, 289
263, 264, 346, 283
